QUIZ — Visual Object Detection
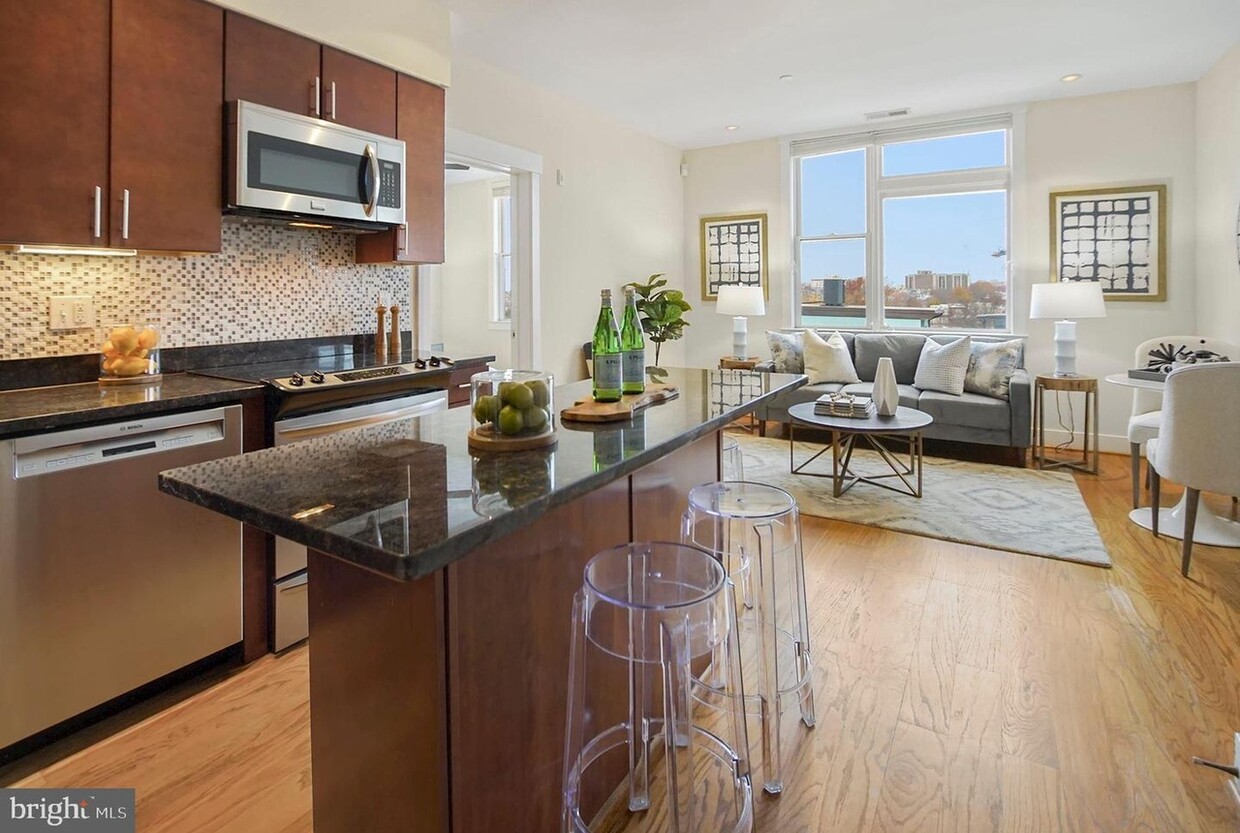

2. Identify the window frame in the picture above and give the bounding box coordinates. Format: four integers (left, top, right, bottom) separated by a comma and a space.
792, 117, 1013, 332
489, 185, 512, 326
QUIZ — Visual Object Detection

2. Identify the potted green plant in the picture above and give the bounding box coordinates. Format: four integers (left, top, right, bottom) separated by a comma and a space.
625, 273, 691, 366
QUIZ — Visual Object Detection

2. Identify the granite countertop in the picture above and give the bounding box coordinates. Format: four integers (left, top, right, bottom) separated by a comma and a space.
0, 374, 264, 439
159, 367, 805, 581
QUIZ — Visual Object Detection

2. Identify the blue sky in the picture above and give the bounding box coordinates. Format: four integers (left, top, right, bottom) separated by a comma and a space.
799, 131, 1008, 286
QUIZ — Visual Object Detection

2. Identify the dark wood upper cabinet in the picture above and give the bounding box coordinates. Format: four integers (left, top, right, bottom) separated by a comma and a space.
320, 47, 398, 137
110, 0, 223, 252
0, 0, 111, 246
355, 73, 445, 265
224, 12, 321, 117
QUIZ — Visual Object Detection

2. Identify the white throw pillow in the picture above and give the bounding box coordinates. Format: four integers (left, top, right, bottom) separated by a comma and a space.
803, 329, 860, 384
913, 336, 972, 395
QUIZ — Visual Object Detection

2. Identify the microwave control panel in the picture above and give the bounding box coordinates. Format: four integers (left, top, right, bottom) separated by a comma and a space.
378, 160, 402, 209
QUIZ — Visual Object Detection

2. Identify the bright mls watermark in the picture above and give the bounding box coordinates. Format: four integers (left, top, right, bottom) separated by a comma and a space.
0, 790, 134, 832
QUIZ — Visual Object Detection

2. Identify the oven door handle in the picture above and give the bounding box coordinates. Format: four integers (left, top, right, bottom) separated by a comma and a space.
361, 143, 380, 217
274, 399, 443, 443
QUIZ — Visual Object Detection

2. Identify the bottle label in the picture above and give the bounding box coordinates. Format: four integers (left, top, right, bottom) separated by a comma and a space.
622, 349, 645, 383
595, 354, 622, 389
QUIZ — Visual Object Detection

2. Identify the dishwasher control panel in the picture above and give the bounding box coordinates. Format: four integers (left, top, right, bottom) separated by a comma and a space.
11, 410, 229, 479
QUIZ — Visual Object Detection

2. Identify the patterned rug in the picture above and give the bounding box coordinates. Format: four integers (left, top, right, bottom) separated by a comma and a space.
734, 434, 1111, 567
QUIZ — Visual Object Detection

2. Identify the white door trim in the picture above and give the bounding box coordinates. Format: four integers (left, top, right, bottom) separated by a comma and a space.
418, 129, 542, 369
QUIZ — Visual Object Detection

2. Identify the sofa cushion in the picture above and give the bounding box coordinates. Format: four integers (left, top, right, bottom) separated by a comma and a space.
914, 336, 972, 395
854, 333, 927, 384
766, 330, 804, 373
918, 390, 1010, 432
804, 330, 860, 384
965, 338, 1023, 400
841, 382, 920, 410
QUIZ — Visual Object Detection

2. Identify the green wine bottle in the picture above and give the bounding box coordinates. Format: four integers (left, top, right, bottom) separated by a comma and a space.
620, 286, 645, 394
592, 289, 622, 402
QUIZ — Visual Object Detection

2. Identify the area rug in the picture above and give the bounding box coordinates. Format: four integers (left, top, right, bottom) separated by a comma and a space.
734, 434, 1111, 567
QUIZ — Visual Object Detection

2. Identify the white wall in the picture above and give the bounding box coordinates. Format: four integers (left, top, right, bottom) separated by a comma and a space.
1195, 43, 1240, 345
681, 84, 1199, 450
1021, 84, 1197, 448
428, 177, 512, 365
207, 0, 450, 87
681, 140, 786, 369
445, 55, 685, 383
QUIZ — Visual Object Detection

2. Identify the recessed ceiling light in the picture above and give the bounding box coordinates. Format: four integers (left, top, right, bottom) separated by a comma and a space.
1061, 73, 1083, 83
779, 74, 793, 82
725, 125, 739, 131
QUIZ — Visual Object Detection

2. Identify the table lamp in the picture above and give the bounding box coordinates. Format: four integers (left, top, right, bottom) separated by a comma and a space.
1029, 281, 1106, 377
716, 285, 766, 360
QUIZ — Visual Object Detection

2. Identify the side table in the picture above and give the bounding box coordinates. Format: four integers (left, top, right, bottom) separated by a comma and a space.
719, 357, 761, 371
1032, 374, 1099, 474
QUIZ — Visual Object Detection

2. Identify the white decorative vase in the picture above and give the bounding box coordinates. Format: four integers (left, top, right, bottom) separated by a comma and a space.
873, 357, 898, 416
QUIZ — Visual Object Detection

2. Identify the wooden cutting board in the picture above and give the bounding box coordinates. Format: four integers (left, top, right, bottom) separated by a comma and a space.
560, 385, 679, 423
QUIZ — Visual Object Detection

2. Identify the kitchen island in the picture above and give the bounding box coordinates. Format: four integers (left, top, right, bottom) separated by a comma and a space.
159, 367, 804, 833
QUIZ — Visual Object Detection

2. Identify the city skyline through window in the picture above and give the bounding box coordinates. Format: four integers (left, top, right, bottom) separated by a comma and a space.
796, 125, 1010, 330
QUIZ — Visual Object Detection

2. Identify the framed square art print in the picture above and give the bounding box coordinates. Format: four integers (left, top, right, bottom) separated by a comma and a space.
1050, 184, 1167, 301
699, 212, 768, 301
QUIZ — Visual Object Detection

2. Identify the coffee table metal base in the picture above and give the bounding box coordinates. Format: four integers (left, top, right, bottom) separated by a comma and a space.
790, 423, 924, 498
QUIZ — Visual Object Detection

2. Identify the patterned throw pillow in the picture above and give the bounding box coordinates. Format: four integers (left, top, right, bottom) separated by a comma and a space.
766, 331, 804, 373
965, 339, 1024, 400
913, 336, 972, 395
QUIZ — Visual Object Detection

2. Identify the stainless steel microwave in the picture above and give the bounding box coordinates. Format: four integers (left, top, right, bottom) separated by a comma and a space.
227, 100, 405, 229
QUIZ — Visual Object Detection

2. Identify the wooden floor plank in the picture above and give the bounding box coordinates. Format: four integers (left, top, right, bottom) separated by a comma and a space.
4, 453, 1240, 832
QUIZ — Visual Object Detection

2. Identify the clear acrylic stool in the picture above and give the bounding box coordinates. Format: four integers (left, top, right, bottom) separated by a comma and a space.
682, 482, 816, 795
721, 435, 745, 481
561, 542, 754, 833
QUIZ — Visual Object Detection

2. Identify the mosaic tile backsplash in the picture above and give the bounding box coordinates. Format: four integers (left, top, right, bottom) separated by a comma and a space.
0, 219, 413, 360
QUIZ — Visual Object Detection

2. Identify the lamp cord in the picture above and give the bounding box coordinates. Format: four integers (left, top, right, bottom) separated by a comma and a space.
1054, 391, 1075, 453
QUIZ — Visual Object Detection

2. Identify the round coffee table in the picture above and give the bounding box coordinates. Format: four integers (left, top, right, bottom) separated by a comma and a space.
787, 402, 934, 498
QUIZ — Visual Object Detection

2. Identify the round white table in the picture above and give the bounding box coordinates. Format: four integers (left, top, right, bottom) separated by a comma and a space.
1105, 372, 1240, 548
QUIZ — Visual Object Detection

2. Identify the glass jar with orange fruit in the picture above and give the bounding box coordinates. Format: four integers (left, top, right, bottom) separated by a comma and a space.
100, 325, 161, 383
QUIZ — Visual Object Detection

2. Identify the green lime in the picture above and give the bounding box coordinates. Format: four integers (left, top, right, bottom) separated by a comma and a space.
523, 405, 548, 432
497, 405, 525, 435
473, 394, 500, 425
526, 379, 550, 407
500, 381, 534, 409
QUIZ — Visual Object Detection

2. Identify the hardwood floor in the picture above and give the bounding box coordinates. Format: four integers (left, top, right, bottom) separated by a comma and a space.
4, 453, 1239, 831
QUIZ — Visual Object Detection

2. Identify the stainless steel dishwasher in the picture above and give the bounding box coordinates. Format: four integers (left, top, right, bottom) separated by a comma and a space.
0, 406, 243, 750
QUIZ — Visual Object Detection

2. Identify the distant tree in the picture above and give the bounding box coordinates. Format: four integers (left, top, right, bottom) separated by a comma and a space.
843, 277, 865, 306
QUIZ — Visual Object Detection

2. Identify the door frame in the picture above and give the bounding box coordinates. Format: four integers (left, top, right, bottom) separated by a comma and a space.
418, 129, 543, 369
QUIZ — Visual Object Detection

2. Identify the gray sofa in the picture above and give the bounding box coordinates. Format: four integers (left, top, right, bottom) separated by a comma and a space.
755, 332, 1031, 452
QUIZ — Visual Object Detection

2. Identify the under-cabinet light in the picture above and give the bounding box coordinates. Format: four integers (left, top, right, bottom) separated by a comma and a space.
8, 244, 138, 257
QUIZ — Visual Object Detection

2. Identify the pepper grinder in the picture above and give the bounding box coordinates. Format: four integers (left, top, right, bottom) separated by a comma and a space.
375, 303, 388, 360
388, 304, 401, 355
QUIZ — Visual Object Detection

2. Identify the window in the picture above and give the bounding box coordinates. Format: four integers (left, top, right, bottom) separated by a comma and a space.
794, 121, 1011, 331
491, 187, 512, 323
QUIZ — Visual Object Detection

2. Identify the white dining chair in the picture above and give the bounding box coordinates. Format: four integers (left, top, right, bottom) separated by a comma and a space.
1128, 336, 1236, 508
1148, 362, 1240, 577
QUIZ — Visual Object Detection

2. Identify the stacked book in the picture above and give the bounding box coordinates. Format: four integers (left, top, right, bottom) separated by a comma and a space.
814, 392, 874, 418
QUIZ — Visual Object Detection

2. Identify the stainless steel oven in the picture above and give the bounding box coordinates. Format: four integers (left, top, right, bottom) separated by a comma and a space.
269, 390, 447, 651
227, 100, 405, 228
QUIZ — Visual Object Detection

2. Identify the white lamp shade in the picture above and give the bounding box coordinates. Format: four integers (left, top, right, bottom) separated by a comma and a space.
716, 284, 766, 316
1029, 281, 1106, 320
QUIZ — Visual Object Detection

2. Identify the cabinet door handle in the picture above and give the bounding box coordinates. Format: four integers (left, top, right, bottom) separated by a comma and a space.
312, 76, 321, 117
397, 224, 407, 255
329, 81, 337, 120
92, 186, 102, 239
121, 189, 130, 241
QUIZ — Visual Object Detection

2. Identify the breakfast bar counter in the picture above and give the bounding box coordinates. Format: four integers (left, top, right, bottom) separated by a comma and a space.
159, 367, 804, 833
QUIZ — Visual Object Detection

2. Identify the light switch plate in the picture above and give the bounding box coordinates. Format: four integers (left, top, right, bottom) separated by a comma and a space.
49, 295, 95, 331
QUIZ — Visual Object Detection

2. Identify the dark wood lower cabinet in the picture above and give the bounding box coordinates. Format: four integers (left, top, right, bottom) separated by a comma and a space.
305, 433, 718, 833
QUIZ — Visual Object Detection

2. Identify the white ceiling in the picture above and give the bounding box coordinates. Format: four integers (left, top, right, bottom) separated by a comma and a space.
445, 165, 508, 186
444, 0, 1240, 149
